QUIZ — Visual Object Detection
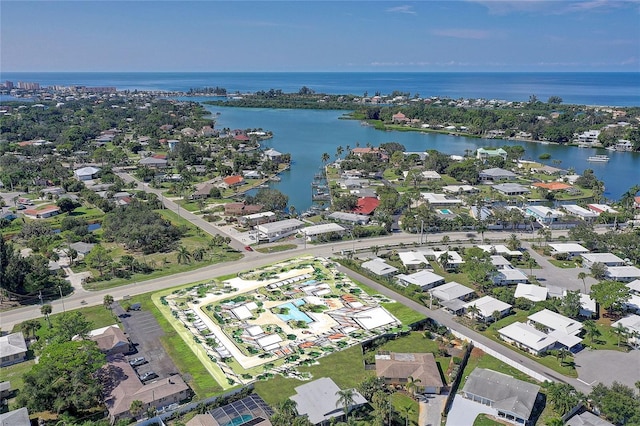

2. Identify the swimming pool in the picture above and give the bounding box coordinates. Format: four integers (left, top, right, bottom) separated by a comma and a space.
439, 209, 453, 215
223, 414, 253, 426
276, 300, 313, 323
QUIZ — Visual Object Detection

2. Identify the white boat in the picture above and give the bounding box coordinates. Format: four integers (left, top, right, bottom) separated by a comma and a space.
587, 155, 610, 162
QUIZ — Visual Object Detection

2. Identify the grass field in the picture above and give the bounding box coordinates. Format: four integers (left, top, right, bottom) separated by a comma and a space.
255, 244, 297, 254
0, 359, 36, 408
391, 392, 419, 425
473, 414, 506, 426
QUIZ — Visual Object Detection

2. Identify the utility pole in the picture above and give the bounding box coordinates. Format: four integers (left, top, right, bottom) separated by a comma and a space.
58, 286, 66, 312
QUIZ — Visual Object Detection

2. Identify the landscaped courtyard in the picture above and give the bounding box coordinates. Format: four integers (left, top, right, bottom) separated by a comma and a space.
157, 256, 408, 389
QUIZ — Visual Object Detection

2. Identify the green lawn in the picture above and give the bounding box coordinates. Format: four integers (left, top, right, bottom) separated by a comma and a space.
473, 414, 504, 426
391, 392, 419, 426
0, 359, 36, 408
255, 244, 297, 254
381, 303, 426, 327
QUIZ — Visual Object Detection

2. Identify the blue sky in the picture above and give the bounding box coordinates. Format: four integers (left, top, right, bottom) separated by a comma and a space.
2, 0, 639, 72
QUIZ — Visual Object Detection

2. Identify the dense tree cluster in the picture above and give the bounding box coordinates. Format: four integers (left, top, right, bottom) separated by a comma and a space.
102, 200, 183, 254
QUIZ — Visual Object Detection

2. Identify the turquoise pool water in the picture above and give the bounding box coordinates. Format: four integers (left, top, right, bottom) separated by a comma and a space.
439, 209, 453, 215
276, 299, 313, 323
223, 415, 253, 426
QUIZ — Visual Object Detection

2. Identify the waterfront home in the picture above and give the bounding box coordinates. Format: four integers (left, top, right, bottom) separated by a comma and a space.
327, 211, 370, 225
514, 284, 548, 302
220, 175, 244, 189
396, 270, 445, 291
74, 166, 100, 181
461, 368, 540, 425
224, 202, 263, 216
290, 378, 367, 425
605, 265, 640, 282
581, 253, 625, 268
392, 112, 409, 123
498, 322, 557, 356
0, 332, 27, 367
548, 243, 589, 259
479, 168, 517, 182
302, 223, 346, 241
532, 182, 572, 192
493, 183, 531, 196
375, 352, 444, 394
421, 192, 463, 207
576, 130, 601, 144
256, 218, 304, 242
562, 204, 598, 222
352, 197, 379, 215
339, 178, 366, 190
351, 147, 388, 161
464, 296, 512, 322
362, 258, 399, 277
476, 148, 508, 161
263, 148, 283, 163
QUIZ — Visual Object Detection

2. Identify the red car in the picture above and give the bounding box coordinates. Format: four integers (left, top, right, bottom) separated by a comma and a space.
244, 246, 253, 251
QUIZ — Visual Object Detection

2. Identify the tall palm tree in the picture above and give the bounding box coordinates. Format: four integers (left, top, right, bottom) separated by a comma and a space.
612, 323, 628, 347
466, 304, 480, 320
176, 246, 192, 264
41, 304, 53, 328
335, 388, 356, 421
103, 294, 114, 310
578, 272, 588, 293
321, 152, 330, 164
405, 376, 422, 397
192, 247, 206, 262
399, 404, 415, 426
557, 348, 571, 366
582, 319, 601, 344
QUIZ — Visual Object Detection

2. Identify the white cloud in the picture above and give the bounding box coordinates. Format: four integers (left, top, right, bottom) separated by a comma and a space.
386, 5, 417, 15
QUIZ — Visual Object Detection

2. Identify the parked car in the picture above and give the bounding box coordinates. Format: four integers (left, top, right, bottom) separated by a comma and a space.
129, 357, 146, 367
139, 371, 158, 382
244, 246, 253, 251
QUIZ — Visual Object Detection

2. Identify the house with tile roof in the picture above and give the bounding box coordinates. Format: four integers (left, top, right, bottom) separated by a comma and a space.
375, 352, 444, 394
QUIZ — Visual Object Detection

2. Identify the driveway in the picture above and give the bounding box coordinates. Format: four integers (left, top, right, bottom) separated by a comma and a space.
575, 348, 640, 389
445, 395, 497, 426
524, 242, 597, 293
113, 302, 180, 381
418, 394, 447, 426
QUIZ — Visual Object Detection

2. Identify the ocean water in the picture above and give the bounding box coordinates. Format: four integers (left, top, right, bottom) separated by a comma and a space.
2, 72, 639, 106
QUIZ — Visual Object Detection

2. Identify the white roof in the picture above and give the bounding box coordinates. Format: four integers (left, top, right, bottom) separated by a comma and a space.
242, 211, 275, 220
581, 253, 624, 264
74, 166, 100, 176
549, 243, 589, 254
548, 329, 582, 348
627, 279, 640, 293
245, 301, 258, 311
397, 270, 445, 287
303, 223, 345, 236
246, 325, 264, 337
499, 322, 557, 352
352, 306, 398, 330
612, 314, 640, 333
398, 251, 428, 267
528, 309, 582, 335
421, 170, 441, 179
562, 204, 598, 218
256, 334, 282, 349
442, 185, 478, 193
477, 244, 522, 257
580, 294, 597, 314
362, 258, 398, 276
465, 296, 511, 317
434, 250, 464, 264
495, 268, 528, 282
490, 255, 512, 267
230, 305, 253, 320
514, 284, 548, 302
257, 218, 304, 233
421, 193, 462, 205
606, 266, 640, 279
430, 282, 475, 301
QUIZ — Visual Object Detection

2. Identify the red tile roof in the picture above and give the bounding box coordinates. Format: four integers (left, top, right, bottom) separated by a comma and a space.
353, 197, 379, 215
223, 175, 244, 186
533, 182, 572, 191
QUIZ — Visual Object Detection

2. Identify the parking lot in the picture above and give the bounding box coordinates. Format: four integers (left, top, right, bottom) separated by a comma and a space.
113, 302, 179, 382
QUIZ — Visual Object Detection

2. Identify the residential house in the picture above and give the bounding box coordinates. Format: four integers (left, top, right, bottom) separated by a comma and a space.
432, 250, 465, 270
532, 182, 572, 192
191, 182, 216, 200
181, 127, 197, 137
139, 156, 168, 169
69, 241, 95, 256
493, 183, 531, 196
443, 185, 479, 195
0, 407, 30, 426
87, 325, 131, 356
396, 270, 445, 291
351, 147, 388, 161
461, 368, 540, 425
101, 356, 190, 423
605, 266, 640, 282
398, 251, 429, 271
23, 205, 60, 219
224, 202, 263, 216
490, 255, 513, 270
587, 204, 618, 215
430, 282, 475, 313
492, 268, 529, 286
527, 309, 582, 351
477, 148, 508, 161
576, 130, 601, 144
611, 315, 640, 347
74, 166, 101, 181
479, 168, 517, 182
290, 377, 367, 425
352, 197, 379, 215
392, 112, 409, 123
263, 148, 283, 163
421, 193, 463, 207
514, 284, 548, 302
328, 212, 370, 225
362, 258, 399, 277
562, 205, 599, 222
0, 381, 11, 399
581, 253, 625, 268
205, 394, 274, 426
478, 245, 523, 259
548, 243, 589, 259
239, 211, 276, 227
498, 322, 558, 356
375, 352, 445, 394
464, 296, 512, 322
525, 205, 563, 225
421, 170, 441, 180
256, 218, 304, 242
302, 223, 346, 241
565, 409, 615, 426
0, 332, 27, 367
220, 175, 244, 189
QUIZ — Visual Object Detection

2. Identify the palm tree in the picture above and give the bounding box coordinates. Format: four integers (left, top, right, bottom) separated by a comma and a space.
507, 233, 520, 251
192, 247, 206, 262
19, 319, 41, 341
321, 152, 330, 164
582, 319, 601, 344
399, 404, 415, 426
466, 304, 480, 320
612, 323, 628, 347
130, 400, 144, 418
41, 304, 52, 328
405, 375, 422, 397
176, 246, 192, 264
335, 388, 356, 421
477, 222, 488, 243
578, 272, 588, 293
557, 348, 571, 366
103, 294, 114, 310
438, 252, 453, 271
